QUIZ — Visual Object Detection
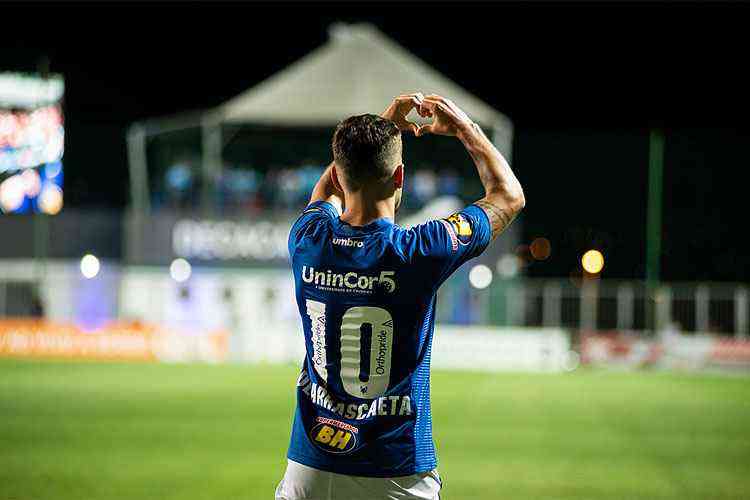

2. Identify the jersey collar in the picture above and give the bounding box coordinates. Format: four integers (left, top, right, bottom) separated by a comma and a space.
334, 216, 394, 234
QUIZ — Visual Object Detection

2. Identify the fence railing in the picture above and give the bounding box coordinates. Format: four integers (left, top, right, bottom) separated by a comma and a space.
1, 261, 747, 338
457, 278, 749, 337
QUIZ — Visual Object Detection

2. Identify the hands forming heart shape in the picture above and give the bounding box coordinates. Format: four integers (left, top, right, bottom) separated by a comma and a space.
381, 92, 474, 137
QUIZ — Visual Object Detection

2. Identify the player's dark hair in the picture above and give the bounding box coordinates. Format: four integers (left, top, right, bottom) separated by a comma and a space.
332, 114, 402, 190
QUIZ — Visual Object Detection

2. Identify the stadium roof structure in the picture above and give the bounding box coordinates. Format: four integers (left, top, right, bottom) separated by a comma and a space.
127, 23, 513, 213
217, 23, 512, 132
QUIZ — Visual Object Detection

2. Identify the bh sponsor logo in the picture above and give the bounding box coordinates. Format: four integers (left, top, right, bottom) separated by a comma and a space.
310, 417, 357, 454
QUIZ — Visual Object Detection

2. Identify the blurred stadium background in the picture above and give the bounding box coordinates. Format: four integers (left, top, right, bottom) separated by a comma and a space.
1, 14, 749, 500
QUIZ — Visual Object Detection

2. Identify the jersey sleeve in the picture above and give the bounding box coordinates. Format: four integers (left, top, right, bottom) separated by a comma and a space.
413, 204, 493, 283
288, 200, 340, 257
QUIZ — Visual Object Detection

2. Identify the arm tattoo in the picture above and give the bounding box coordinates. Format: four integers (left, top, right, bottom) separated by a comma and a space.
474, 199, 516, 240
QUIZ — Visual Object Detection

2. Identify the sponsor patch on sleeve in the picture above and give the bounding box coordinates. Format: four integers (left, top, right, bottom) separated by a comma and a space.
439, 219, 459, 252
444, 212, 473, 246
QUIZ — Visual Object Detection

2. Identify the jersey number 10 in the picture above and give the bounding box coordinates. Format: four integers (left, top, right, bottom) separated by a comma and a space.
306, 299, 394, 399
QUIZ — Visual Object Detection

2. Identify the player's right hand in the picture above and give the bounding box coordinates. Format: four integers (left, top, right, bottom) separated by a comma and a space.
416, 95, 474, 137
381, 93, 426, 135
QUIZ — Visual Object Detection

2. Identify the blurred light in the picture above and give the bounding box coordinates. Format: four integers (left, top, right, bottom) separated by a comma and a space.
496, 254, 519, 278
44, 126, 65, 163
166, 164, 192, 192
169, 258, 192, 282
582, 249, 604, 274
21, 168, 41, 197
44, 160, 62, 179
0, 114, 17, 145
38, 183, 63, 214
0, 108, 65, 172
80, 254, 100, 279
0, 174, 25, 212
0, 73, 65, 108
530, 237, 551, 260
515, 244, 532, 266
469, 264, 493, 289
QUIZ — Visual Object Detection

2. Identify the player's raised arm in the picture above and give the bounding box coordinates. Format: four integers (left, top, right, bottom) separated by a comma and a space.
307, 93, 425, 213
308, 162, 344, 213
418, 94, 525, 240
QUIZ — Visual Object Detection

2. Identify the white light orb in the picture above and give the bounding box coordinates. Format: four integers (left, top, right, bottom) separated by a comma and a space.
469, 264, 493, 289
169, 258, 192, 283
496, 254, 519, 278
0, 174, 25, 213
80, 254, 100, 279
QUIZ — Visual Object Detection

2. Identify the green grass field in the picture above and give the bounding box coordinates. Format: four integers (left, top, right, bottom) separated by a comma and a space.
1, 360, 748, 500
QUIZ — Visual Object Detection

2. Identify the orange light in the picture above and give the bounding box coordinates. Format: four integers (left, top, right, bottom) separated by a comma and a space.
530, 237, 551, 260
515, 244, 532, 266
38, 184, 63, 215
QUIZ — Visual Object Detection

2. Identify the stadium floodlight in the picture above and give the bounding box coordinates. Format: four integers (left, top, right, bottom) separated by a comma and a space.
169, 258, 192, 283
469, 264, 493, 289
80, 254, 100, 279
581, 249, 604, 274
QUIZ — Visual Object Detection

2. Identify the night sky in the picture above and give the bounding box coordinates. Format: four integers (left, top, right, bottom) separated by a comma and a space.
3, 2, 749, 282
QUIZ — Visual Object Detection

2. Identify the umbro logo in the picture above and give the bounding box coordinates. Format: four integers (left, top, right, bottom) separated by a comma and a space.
332, 237, 364, 248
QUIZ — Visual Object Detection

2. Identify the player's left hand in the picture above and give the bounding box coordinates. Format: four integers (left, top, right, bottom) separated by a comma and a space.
381, 93, 427, 135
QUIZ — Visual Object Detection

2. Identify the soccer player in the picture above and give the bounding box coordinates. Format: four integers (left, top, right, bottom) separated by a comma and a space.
277, 93, 524, 499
